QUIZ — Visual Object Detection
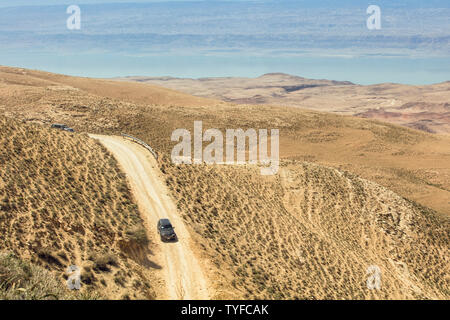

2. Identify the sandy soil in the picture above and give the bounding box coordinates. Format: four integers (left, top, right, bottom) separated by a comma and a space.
90, 134, 210, 300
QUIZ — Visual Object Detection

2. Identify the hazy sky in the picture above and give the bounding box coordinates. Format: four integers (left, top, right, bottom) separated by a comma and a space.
0, 0, 199, 8
0, 0, 448, 83
1, 0, 449, 8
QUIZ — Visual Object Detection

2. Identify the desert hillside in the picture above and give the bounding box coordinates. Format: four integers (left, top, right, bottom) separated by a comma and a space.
162, 161, 449, 299
0, 66, 449, 299
119, 73, 450, 134
3, 67, 447, 216
0, 252, 91, 300
0, 66, 218, 108
0, 116, 158, 299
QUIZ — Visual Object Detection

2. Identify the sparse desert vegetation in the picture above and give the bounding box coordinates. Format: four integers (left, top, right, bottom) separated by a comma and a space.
0, 251, 100, 300
0, 66, 448, 299
0, 116, 158, 299
1, 65, 448, 215
162, 161, 449, 299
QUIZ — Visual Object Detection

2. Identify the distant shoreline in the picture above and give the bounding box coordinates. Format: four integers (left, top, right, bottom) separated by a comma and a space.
1, 54, 449, 86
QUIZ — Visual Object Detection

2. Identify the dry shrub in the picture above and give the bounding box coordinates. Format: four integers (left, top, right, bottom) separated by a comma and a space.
0, 117, 155, 299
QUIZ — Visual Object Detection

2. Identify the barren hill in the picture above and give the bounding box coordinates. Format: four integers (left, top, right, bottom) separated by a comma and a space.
0, 66, 218, 108
0, 117, 159, 299
1, 67, 448, 216
161, 161, 449, 299
118, 73, 450, 134
0, 66, 449, 299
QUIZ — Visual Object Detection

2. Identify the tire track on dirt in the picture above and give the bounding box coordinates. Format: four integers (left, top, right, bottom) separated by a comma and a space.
90, 134, 210, 300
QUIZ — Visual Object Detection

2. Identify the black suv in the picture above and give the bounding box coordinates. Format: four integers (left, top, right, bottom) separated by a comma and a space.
157, 219, 177, 242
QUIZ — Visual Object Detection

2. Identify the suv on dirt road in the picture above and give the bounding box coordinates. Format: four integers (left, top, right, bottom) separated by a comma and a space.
51, 123, 74, 132
157, 219, 177, 242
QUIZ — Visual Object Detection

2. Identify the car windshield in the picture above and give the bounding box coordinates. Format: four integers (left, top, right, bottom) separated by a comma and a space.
161, 224, 172, 229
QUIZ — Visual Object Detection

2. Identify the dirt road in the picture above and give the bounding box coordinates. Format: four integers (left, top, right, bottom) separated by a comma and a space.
90, 134, 210, 300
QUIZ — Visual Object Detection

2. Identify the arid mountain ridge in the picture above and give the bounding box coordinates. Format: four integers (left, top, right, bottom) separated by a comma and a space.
119, 73, 450, 134
0, 65, 449, 300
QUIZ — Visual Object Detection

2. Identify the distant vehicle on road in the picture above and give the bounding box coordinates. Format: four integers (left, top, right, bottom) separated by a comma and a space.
51, 123, 74, 132
157, 218, 177, 242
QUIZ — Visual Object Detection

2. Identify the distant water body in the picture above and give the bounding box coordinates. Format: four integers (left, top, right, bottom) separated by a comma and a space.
1, 2, 449, 84
1, 52, 449, 85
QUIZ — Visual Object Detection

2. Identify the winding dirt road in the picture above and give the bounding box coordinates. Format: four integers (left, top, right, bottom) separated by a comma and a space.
90, 134, 210, 300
